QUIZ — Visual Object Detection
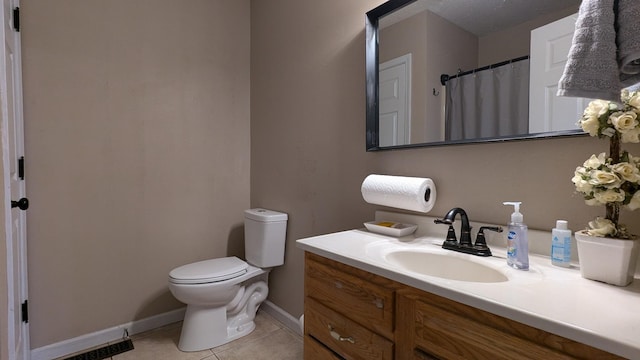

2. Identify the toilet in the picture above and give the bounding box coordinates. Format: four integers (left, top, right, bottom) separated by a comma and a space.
168, 208, 288, 352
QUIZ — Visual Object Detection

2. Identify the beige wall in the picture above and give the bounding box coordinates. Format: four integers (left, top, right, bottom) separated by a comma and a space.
15, 0, 640, 352
252, 0, 640, 322
250, 0, 383, 318
479, 5, 579, 66
21, 0, 250, 348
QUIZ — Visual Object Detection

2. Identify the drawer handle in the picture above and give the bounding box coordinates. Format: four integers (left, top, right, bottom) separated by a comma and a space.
328, 325, 355, 344
374, 298, 384, 309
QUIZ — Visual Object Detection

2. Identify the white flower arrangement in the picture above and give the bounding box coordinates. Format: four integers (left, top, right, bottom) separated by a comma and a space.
572, 90, 640, 239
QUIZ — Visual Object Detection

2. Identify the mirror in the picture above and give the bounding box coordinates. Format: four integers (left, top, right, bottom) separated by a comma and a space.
366, 0, 585, 151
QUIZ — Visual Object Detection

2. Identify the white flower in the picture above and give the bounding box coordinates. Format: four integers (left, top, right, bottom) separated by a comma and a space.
626, 191, 640, 211
579, 114, 601, 136
627, 92, 640, 108
575, 91, 640, 239
580, 100, 610, 136
621, 89, 631, 101
580, 93, 640, 139
611, 162, 640, 183
588, 169, 621, 188
583, 153, 606, 168
610, 111, 639, 132
585, 99, 610, 118
572, 169, 593, 194
594, 189, 625, 204
620, 127, 640, 143
587, 217, 617, 237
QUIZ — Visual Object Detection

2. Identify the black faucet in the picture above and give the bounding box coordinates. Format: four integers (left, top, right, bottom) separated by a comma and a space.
434, 207, 472, 245
434, 208, 501, 257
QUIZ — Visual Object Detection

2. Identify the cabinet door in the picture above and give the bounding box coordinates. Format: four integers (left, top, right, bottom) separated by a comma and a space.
396, 289, 622, 360
413, 301, 573, 359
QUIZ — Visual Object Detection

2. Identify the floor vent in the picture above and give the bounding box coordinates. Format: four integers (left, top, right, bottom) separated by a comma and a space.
63, 339, 134, 360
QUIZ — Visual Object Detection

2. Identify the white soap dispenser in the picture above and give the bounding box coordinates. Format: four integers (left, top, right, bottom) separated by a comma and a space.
503, 201, 529, 270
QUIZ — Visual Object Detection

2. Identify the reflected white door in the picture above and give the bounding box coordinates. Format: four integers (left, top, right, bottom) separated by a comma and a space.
529, 13, 589, 133
2, 0, 29, 358
379, 54, 411, 146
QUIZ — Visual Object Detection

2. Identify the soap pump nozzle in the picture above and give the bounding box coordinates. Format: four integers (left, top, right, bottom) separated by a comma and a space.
503, 201, 523, 224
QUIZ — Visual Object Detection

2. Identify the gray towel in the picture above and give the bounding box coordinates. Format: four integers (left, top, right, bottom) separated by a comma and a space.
618, 0, 640, 84
558, 0, 640, 101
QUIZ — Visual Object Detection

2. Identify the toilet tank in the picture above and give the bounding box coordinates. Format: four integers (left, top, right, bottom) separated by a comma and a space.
244, 208, 288, 267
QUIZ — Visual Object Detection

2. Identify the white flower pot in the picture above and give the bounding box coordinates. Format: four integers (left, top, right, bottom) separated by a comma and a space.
575, 230, 639, 286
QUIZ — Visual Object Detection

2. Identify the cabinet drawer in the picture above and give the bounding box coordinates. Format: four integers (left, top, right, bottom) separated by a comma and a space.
304, 334, 344, 360
305, 254, 394, 338
412, 299, 576, 360
397, 289, 623, 360
306, 297, 394, 360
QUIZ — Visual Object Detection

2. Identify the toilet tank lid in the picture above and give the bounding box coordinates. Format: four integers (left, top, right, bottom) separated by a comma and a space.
245, 208, 288, 222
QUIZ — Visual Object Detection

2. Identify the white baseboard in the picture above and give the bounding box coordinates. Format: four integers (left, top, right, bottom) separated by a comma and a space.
30, 307, 186, 360
260, 300, 302, 336
31, 301, 301, 360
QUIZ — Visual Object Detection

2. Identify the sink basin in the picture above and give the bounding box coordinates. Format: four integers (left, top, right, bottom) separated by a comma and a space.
382, 249, 508, 283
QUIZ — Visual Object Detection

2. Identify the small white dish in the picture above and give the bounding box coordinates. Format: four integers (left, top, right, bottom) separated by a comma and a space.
364, 221, 417, 237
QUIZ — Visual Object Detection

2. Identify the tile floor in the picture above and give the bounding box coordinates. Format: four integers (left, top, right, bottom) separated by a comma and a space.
60, 311, 303, 360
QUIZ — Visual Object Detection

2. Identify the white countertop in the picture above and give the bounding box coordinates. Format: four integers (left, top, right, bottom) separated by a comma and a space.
296, 222, 640, 359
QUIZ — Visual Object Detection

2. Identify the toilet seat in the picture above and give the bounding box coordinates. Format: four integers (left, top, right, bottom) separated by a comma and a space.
169, 257, 248, 284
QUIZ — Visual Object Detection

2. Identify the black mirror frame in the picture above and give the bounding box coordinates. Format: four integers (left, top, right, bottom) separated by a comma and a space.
366, 0, 416, 151
365, 0, 586, 152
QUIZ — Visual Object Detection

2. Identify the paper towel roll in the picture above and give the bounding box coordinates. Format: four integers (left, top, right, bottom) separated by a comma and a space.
361, 174, 436, 213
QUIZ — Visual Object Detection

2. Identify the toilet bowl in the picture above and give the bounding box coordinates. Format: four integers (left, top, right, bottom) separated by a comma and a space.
168, 258, 269, 351
168, 209, 287, 352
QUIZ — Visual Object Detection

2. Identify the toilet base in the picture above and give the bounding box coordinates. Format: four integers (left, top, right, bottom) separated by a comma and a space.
177, 305, 257, 351
176, 277, 269, 352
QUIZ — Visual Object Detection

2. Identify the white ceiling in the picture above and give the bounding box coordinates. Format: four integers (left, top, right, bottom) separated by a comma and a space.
380, 0, 581, 36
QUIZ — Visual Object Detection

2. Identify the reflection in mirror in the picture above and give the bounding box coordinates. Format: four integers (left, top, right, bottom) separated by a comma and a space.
366, 0, 586, 151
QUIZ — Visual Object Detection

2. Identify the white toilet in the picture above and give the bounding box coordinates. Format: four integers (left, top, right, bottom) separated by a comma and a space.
168, 208, 288, 352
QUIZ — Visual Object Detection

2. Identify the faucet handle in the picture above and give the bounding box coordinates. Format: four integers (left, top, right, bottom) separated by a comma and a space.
445, 225, 457, 243
473, 226, 502, 257
475, 226, 502, 245
442, 225, 459, 249
479, 226, 503, 233
434, 219, 458, 247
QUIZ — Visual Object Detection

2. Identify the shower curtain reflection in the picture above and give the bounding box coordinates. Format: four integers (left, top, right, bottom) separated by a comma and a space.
445, 59, 530, 141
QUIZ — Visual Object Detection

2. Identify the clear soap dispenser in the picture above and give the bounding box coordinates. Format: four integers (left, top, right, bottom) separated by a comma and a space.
503, 201, 529, 270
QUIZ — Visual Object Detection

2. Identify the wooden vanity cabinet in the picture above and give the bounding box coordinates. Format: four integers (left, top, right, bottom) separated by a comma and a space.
303, 253, 622, 360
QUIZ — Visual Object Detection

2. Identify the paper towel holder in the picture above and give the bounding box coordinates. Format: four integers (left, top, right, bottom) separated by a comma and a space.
424, 188, 431, 202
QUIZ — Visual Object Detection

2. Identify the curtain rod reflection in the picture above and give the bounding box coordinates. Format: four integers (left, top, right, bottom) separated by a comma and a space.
440, 55, 530, 86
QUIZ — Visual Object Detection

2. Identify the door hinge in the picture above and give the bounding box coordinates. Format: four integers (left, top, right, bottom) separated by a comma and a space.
21, 300, 28, 323
18, 156, 24, 180
13, 7, 19, 32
